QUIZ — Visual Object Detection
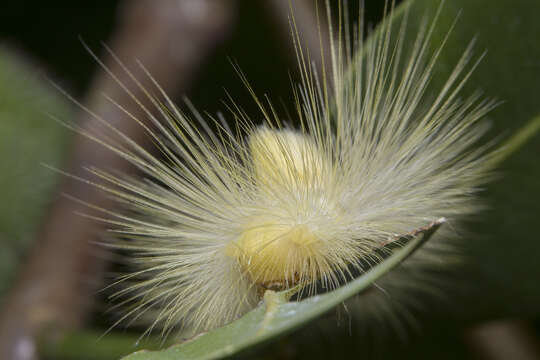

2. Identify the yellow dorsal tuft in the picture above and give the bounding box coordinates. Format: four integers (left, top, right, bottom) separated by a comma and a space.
248, 127, 324, 187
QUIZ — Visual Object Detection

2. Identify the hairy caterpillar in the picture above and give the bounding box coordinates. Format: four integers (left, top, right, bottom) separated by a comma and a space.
64, 1, 497, 339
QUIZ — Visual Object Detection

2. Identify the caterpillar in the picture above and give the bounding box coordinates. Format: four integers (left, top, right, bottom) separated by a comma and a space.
64, 1, 497, 339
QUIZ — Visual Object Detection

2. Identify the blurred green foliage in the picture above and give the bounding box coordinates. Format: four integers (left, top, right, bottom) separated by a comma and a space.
0, 50, 71, 297
393, 0, 540, 319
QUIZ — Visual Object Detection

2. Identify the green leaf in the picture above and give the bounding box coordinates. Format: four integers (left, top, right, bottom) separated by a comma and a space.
121, 220, 443, 360
40, 330, 165, 360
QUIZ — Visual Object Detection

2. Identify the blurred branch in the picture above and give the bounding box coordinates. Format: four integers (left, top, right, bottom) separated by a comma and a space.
466, 320, 540, 360
0, 1, 235, 359
264, 0, 333, 84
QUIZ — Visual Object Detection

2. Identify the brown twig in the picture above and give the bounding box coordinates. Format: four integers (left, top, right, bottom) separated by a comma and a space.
264, 0, 333, 85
